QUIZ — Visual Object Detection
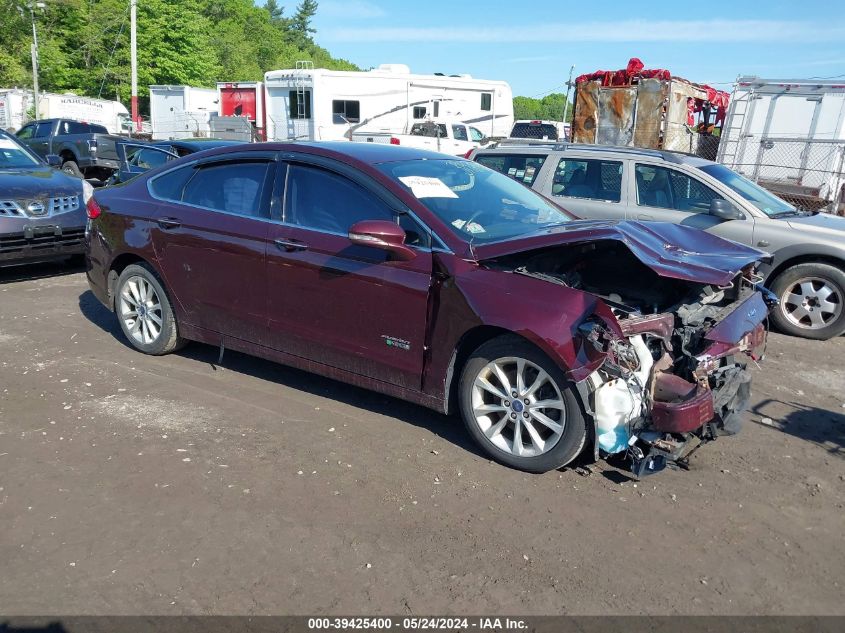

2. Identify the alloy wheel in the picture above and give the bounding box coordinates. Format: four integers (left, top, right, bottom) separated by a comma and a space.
118, 275, 164, 345
470, 356, 566, 457
780, 276, 842, 330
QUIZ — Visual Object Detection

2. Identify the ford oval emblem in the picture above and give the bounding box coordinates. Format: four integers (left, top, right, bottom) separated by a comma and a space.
26, 201, 47, 216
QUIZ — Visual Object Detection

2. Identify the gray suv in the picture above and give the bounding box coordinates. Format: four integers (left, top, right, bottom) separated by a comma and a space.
470, 142, 845, 340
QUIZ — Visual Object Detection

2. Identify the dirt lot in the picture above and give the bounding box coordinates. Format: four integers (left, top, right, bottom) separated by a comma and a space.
1, 262, 843, 616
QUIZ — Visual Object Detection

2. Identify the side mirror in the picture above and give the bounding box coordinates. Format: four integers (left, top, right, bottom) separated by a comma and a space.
709, 198, 743, 221
46, 154, 62, 168
348, 219, 416, 262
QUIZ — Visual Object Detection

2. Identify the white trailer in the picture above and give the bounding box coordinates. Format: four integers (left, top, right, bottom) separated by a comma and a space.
149, 85, 219, 140
264, 63, 514, 143
0, 88, 34, 131
717, 77, 845, 210
36, 93, 131, 134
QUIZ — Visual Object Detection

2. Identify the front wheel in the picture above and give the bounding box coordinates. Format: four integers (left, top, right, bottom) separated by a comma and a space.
61, 160, 83, 178
458, 335, 588, 473
114, 263, 185, 355
769, 263, 845, 340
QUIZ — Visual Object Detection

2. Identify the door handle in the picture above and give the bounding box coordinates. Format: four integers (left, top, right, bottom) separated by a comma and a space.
757, 240, 770, 248
157, 217, 181, 229
637, 214, 654, 221
274, 238, 308, 252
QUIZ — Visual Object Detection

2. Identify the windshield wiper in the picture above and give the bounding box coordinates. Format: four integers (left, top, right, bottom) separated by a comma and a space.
769, 210, 802, 219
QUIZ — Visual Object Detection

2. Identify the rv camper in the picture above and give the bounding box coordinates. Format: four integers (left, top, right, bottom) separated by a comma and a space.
263, 63, 514, 142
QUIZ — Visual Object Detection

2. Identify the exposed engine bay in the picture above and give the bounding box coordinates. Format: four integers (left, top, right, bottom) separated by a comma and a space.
487, 240, 774, 476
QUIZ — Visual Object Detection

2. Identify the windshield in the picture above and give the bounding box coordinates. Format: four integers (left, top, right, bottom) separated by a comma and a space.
0, 137, 40, 168
378, 159, 571, 244
698, 164, 795, 216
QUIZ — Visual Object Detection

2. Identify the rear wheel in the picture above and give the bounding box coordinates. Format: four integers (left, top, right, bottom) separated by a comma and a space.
769, 263, 845, 340
458, 335, 588, 473
114, 263, 184, 355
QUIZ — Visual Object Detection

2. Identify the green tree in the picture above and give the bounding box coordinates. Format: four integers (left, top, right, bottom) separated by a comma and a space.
513, 93, 572, 122
0, 0, 358, 116
290, 0, 318, 47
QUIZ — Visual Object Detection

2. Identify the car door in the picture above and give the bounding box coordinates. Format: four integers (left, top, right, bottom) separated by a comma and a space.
629, 162, 755, 245
17, 121, 52, 156
544, 155, 627, 220
148, 152, 277, 342
265, 159, 433, 390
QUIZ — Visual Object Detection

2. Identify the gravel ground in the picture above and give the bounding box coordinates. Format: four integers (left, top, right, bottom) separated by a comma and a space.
1, 262, 843, 615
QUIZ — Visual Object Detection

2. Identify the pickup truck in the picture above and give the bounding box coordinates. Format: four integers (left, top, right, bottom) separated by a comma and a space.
351, 120, 486, 156
15, 118, 123, 182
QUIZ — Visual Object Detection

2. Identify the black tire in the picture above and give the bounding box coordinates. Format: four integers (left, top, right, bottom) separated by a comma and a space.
61, 160, 83, 178
769, 262, 845, 340
458, 335, 588, 473
114, 263, 185, 355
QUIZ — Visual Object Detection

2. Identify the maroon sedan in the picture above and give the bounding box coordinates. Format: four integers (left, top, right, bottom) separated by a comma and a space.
85, 142, 773, 475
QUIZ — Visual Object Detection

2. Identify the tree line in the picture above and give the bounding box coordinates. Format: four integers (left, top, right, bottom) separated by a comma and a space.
0, 0, 565, 121
513, 93, 572, 122
0, 0, 357, 113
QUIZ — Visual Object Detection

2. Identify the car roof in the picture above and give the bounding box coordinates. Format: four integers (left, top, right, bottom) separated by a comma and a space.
475, 141, 714, 167
192, 141, 462, 165
159, 139, 244, 152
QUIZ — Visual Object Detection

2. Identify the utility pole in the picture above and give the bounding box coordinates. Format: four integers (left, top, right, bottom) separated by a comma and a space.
26, 2, 45, 121
130, 0, 139, 133
563, 64, 575, 140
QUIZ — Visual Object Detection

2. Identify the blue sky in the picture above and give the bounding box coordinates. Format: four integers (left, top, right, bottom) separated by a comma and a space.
309, 0, 845, 97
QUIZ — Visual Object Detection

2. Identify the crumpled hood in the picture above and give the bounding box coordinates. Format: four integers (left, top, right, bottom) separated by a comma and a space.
786, 211, 845, 239
472, 220, 768, 287
0, 166, 83, 199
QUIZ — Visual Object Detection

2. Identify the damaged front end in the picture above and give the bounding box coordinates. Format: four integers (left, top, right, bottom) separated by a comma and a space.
501, 238, 776, 476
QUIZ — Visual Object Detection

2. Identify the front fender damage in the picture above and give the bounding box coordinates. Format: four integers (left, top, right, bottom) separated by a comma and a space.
572, 287, 769, 476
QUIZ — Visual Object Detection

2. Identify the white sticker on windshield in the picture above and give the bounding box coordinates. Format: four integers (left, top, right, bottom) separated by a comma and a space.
0, 139, 19, 149
399, 176, 459, 199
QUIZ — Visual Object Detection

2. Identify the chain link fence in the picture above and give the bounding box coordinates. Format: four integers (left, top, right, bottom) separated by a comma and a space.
728, 138, 845, 214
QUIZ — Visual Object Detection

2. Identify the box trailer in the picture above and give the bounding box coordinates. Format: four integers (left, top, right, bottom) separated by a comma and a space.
264, 62, 513, 142
37, 93, 130, 135
149, 85, 219, 140
217, 81, 264, 140
717, 77, 845, 211
571, 58, 729, 160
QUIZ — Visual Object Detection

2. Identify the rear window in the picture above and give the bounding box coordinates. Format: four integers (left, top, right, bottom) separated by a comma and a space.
551, 158, 623, 203
510, 122, 559, 140
475, 153, 547, 186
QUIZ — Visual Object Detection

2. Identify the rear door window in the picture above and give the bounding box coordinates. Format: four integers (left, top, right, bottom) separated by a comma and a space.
635, 164, 721, 212
551, 158, 622, 202
475, 153, 547, 186
174, 160, 273, 218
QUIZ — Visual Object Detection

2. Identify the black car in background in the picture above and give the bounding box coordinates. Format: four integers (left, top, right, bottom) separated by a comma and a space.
111, 138, 244, 184
0, 129, 89, 266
